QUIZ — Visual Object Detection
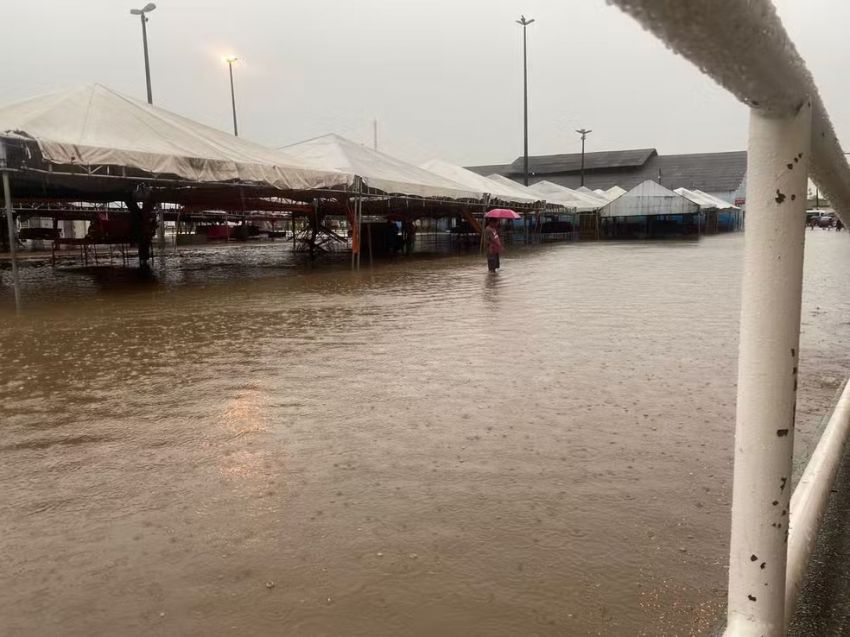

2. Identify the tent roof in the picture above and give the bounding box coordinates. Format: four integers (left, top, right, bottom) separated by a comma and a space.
485, 175, 572, 211
600, 179, 700, 217
674, 187, 723, 209
693, 189, 738, 209
575, 185, 609, 204
524, 180, 601, 211
420, 158, 537, 204
0, 84, 351, 192
606, 185, 627, 199
279, 134, 481, 200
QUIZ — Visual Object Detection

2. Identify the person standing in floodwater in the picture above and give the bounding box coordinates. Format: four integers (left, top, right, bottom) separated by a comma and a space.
484, 219, 503, 272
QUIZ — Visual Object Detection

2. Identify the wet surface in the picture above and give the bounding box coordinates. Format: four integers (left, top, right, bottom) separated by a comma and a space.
1, 231, 848, 636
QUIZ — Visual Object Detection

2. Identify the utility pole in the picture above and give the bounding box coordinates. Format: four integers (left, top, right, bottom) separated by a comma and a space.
224, 56, 239, 136
516, 15, 535, 186
373, 119, 378, 151
576, 128, 592, 187
130, 3, 157, 104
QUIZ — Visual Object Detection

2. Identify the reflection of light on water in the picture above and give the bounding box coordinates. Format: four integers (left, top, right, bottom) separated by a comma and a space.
218, 389, 271, 479
222, 389, 268, 438
220, 449, 264, 478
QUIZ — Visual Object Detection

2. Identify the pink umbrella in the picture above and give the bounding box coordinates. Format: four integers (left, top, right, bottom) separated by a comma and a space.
485, 208, 521, 219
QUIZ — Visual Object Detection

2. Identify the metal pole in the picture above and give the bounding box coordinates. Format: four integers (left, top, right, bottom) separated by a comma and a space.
576, 129, 592, 187
157, 208, 165, 252
356, 197, 362, 271
580, 134, 585, 186
724, 100, 812, 637
228, 61, 238, 137
516, 16, 533, 186
2, 172, 21, 311
367, 219, 373, 267
140, 14, 153, 104
522, 22, 529, 186
373, 119, 378, 151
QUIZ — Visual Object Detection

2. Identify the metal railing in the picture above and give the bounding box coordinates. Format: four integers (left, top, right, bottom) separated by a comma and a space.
607, 1, 850, 634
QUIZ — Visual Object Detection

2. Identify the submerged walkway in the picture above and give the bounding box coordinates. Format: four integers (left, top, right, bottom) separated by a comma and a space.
789, 444, 850, 635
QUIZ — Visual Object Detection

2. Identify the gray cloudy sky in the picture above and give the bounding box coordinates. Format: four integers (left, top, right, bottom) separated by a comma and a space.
6, 0, 849, 166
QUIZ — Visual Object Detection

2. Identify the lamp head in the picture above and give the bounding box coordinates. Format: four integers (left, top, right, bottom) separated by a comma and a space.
224, 55, 239, 64
131, 3, 155, 14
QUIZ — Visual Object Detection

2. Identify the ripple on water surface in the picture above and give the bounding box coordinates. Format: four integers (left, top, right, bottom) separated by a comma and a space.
0, 233, 849, 635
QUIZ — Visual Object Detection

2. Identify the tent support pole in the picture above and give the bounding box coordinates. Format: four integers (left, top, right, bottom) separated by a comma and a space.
367, 221, 373, 268
157, 209, 165, 251
1, 155, 22, 311
356, 196, 362, 271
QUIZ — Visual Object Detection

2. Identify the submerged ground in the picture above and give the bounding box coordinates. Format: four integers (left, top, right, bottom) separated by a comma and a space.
1, 231, 848, 636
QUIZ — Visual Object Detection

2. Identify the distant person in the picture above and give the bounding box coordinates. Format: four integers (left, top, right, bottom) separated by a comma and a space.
484, 219, 503, 272
837, 218, 844, 232
404, 220, 417, 255
386, 219, 402, 254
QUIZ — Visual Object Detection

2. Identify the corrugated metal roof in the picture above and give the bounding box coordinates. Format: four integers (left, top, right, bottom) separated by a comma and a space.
507, 148, 657, 175
469, 151, 747, 195
465, 163, 512, 177
467, 150, 747, 195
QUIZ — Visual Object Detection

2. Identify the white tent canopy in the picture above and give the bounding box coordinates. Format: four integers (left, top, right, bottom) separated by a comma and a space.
675, 187, 723, 209
606, 185, 627, 200
524, 180, 601, 211
420, 158, 538, 205
674, 187, 738, 210
279, 134, 482, 200
575, 186, 610, 205
0, 84, 352, 191
694, 189, 738, 209
600, 180, 700, 217
485, 175, 572, 211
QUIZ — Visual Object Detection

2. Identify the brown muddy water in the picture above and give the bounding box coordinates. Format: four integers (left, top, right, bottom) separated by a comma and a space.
1, 231, 849, 636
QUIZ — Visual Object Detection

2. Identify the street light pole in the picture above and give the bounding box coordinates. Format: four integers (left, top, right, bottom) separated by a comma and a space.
576, 128, 592, 187
225, 56, 239, 136
517, 15, 535, 186
130, 3, 157, 104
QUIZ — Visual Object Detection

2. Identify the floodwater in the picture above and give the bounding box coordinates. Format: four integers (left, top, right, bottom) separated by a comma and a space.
1, 231, 848, 636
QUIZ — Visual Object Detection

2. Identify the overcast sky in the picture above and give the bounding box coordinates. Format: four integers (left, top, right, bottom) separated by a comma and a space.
5, 0, 849, 166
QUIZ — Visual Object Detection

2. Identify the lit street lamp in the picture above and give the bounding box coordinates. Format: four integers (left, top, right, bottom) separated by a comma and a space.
130, 3, 156, 104
224, 55, 239, 136
516, 15, 535, 186
576, 128, 592, 187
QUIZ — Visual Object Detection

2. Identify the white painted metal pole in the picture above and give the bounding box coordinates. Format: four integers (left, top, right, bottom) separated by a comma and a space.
1, 145, 21, 311
785, 378, 850, 623
724, 101, 812, 637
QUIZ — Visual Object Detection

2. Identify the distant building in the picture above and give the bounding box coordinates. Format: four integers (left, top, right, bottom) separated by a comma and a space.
467, 148, 747, 205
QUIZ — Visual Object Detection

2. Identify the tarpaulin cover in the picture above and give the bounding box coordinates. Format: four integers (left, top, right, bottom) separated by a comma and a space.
674, 187, 726, 209
0, 84, 353, 191
279, 134, 481, 200
524, 180, 602, 212
600, 180, 700, 217
420, 158, 537, 204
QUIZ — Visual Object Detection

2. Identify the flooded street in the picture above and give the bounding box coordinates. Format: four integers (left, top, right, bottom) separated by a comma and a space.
1, 232, 849, 636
